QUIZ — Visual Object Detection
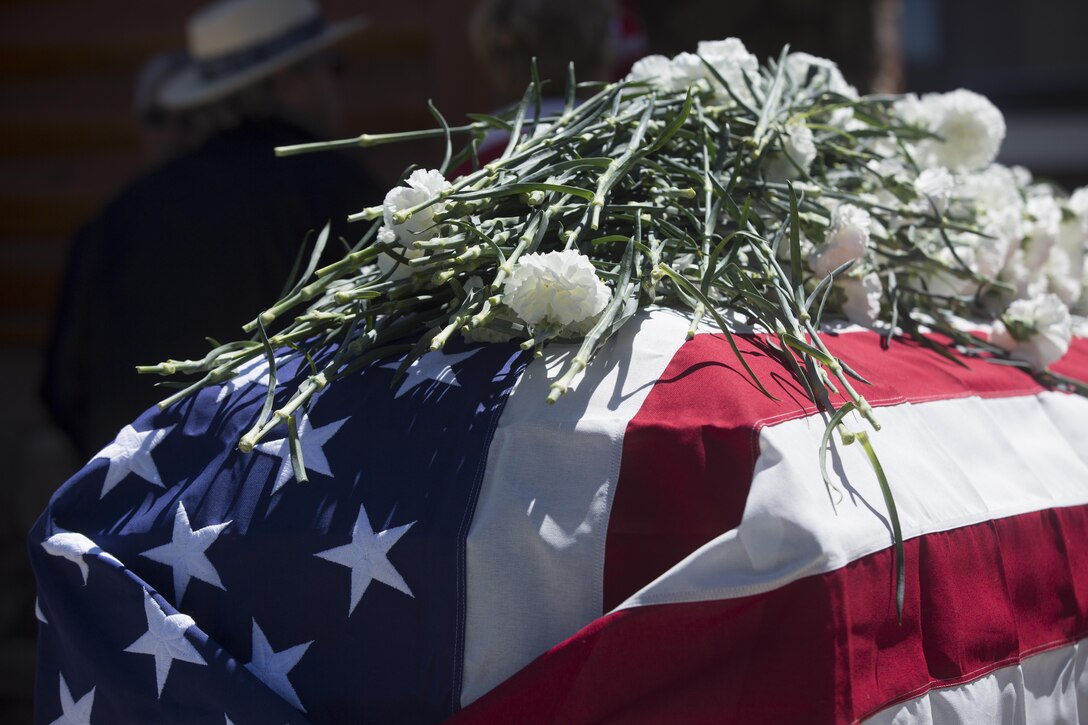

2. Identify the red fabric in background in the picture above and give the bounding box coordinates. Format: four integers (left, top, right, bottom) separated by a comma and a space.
1053, 334, 1088, 379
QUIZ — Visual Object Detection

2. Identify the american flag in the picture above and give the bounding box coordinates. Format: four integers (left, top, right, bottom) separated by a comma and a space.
30, 308, 1088, 723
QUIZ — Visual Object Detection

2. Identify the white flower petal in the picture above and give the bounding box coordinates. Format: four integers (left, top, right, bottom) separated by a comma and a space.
382, 169, 450, 245
502, 250, 611, 329
913, 89, 1006, 172
994, 293, 1072, 370
811, 204, 871, 278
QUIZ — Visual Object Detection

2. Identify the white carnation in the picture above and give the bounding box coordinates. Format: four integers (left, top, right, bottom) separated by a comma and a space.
924, 244, 978, 298
914, 167, 954, 215
1011, 165, 1034, 189
785, 53, 856, 127
811, 204, 871, 277
1002, 248, 1048, 301
867, 155, 910, 185
382, 169, 451, 245
502, 249, 611, 328
373, 224, 420, 280
696, 38, 758, 104
913, 89, 1006, 172
840, 272, 883, 326
1069, 186, 1088, 218
1058, 187, 1088, 310
1058, 186, 1088, 262
990, 293, 1072, 370
668, 52, 710, 92
1079, 266, 1088, 316
376, 225, 397, 246
1021, 192, 1062, 273
892, 93, 925, 127
785, 53, 857, 98
977, 205, 1023, 280
1045, 248, 1083, 306
626, 54, 680, 92
764, 120, 816, 182
953, 165, 1024, 282
958, 164, 1022, 211
377, 246, 424, 281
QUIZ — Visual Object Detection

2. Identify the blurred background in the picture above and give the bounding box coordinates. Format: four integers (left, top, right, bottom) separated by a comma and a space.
0, 0, 1085, 720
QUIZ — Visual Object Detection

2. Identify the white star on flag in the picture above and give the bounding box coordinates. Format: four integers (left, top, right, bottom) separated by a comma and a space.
123, 591, 206, 697
36, 597, 47, 625
314, 503, 415, 615
50, 673, 94, 725
255, 413, 348, 494
215, 356, 284, 403
140, 502, 230, 604
93, 424, 174, 498
245, 618, 312, 712
41, 529, 122, 585
381, 348, 481, 398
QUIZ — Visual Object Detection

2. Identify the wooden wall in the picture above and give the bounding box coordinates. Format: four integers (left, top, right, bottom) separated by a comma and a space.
0, 0, 489, 349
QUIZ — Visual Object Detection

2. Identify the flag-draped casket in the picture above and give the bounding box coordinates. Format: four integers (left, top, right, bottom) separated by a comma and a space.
30, 308, 1088, 723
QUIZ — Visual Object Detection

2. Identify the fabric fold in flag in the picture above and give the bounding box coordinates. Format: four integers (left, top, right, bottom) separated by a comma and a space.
31, 308, 1088, 722
32, 340, 530, 723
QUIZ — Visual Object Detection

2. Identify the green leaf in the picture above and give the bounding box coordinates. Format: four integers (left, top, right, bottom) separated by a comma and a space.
390, 327, 441, 390
465, 112, 512, 131
427, 99, 453, 176
780, 332, 835, 366
529, 56, 543, 136
564, 61, 576, 116
453, 182, 595, 202
659, 264, 776, 400
252, 318, 280, 437
857, 431, 906, 624
501, 83, 534, 160
647, 88, 693, 154
287, 414, 308, 484
818, 401, 855, 508
443, 219, 507, 266
788, 182, 803, 298
754, 44, 791, 145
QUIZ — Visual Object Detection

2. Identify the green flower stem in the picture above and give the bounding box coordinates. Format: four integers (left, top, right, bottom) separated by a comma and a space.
244, 243, 390, 333
347, 206, 384, 223
274, 124, 489, 158
464, 206, 554, 334
752, 48, 789, 149
590, 98, 657, 230
548, 237, 638, 403
313, 242, 385, 278
431, 308, 477, 351
856, 430, 906, 624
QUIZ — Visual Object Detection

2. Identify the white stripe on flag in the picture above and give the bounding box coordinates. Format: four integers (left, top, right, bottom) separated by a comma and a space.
861, 638, 1087, 724
461, 309, 693, 706
617, 390, 1088, 611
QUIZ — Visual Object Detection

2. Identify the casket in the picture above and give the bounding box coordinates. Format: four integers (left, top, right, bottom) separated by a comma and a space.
30, 308, 1088, 723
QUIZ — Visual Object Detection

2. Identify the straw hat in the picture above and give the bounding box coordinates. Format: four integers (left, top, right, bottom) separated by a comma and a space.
158, 0, 366, 110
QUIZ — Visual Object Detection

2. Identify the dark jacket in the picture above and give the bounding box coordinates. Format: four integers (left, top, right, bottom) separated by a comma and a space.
43, 118, 384, 459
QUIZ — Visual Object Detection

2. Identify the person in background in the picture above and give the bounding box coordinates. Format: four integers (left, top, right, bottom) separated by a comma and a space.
460, 0, 618, 173
469, 0, 618, 107
131, 51, 194, 164
42, 0, 383, 461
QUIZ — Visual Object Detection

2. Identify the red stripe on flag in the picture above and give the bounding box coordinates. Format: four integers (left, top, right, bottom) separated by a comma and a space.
450, 504, 1088, 724
1053, 333, 1088, 379
604, 333, 1087, 611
